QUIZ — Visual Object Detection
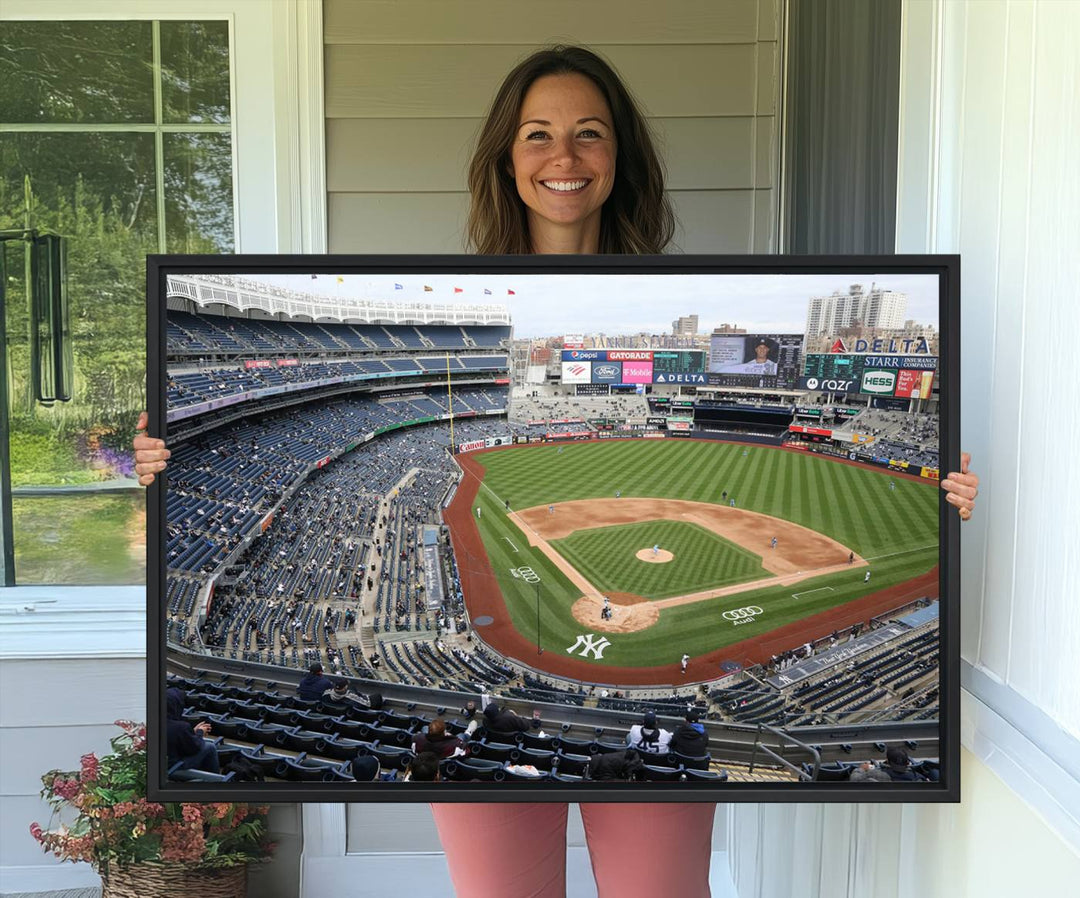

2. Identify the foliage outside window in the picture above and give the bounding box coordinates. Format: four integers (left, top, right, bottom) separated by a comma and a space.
0, 20, 234, 583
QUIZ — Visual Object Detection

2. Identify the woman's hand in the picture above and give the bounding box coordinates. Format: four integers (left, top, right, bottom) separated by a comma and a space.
941, 451, 979, 520
133, 411, 170, 486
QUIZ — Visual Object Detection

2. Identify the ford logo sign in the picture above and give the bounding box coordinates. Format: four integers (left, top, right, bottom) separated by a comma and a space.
594, 365, 618, 377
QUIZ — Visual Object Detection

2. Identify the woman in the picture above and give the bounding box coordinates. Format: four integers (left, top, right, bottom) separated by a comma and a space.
136, 45, 979, 897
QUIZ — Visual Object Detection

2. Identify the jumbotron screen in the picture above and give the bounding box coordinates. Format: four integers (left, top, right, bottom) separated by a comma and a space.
707, 333, 804, 389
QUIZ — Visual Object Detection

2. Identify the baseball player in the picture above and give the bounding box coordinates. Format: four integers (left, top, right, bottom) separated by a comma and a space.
680, 653, 690, 674
476, 507, 481, 520
864, 569, 871, 583
729, 498, 736, 508
771, 536, 778, 549
653, 544, 660, 557
548, 504, 554, 514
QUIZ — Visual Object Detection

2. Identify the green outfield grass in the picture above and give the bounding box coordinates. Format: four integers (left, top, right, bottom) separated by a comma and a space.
465, 441, 939, 669
551, 520, 767, 600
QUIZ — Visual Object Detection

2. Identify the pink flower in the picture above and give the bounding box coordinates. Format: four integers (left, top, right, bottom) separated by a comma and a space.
29, 822, 44, 842
80, 753, 100, 782
52, 778, 80, 801
181, 805, 203, 824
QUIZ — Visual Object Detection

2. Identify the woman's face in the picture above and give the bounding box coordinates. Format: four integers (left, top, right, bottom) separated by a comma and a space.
509, 73, 617, 247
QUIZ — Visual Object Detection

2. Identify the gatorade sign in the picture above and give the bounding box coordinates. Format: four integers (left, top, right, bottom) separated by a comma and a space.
861, 370, 897, 394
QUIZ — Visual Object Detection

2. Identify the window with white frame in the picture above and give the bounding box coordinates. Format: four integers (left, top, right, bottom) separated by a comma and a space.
0, 19, 234, 584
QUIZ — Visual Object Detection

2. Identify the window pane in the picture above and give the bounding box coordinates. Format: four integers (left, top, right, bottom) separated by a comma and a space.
0, 21, 154, 124
12, 492, 146, 585
164, 133, 235, 252
160, 20, 232, 124
2, 132, 155, 584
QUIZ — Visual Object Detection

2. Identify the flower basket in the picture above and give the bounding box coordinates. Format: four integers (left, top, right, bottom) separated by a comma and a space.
31, 720, 273, 888
101, 862, 247, 898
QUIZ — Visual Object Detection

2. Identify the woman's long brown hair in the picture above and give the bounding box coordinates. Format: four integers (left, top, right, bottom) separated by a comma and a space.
466, 46, 675, 255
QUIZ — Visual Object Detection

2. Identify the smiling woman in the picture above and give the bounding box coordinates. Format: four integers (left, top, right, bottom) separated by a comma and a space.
465, 45, 674, 255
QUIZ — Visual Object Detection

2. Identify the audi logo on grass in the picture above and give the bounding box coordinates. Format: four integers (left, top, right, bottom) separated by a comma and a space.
722, 605, 764, 626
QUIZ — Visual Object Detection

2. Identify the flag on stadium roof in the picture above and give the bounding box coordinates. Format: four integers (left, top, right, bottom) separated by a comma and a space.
336, 276, 344, 284
484, 288, 492, 295
423, 285, 433, 292
310, 274, 317, 279
507, 289, 515, 295
394, 283, 403, 290
453, 287, 463, 293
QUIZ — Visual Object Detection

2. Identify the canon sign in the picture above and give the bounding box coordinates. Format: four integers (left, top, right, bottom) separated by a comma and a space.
861, 370, 897, 394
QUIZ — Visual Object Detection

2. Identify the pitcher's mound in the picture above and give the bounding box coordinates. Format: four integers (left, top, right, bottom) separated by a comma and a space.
636, 548, 674, 563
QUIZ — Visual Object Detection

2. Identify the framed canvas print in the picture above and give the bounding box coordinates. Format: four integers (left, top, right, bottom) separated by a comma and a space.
147, 254, 960, 802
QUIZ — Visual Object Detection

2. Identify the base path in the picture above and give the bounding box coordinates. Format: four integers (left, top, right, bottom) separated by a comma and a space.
445, 446, 937, 685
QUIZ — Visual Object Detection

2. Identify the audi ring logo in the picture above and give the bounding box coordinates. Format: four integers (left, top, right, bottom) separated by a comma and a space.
722, 606, 764, 626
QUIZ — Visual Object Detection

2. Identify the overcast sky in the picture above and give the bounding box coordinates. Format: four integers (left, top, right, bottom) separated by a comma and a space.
255, 271, 940, 338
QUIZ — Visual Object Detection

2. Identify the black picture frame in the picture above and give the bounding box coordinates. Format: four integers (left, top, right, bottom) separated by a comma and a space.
147, 253, 960, 803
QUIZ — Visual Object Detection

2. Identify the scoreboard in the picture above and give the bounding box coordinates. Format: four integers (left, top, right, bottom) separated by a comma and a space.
799, 354, 938, 397
652, 351, 705, 375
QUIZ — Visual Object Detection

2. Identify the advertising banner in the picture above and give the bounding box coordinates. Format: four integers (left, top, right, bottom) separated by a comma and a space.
621, 361, 654, 384
646, 416, 668, 426
861, 370, 897, 394
894, 369, 936, 399
798, 375, 858, 393
244, 359, 272, 369
277, 358, 299, 366
575, 383, 611, 396
608, 350, 654, 361
563, 333, 585, 349
562, 349, 604, 361
921, 467, 940, 479
591, 361, 623, 383
561, 361, 591, 384
653, 371, 707, 385
789, 424, 834, 437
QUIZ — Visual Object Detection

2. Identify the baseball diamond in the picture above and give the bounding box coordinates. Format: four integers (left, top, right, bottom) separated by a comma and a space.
444, 439, 939, 684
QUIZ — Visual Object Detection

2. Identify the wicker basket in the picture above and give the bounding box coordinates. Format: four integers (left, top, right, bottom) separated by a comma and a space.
100, 862, 247, 898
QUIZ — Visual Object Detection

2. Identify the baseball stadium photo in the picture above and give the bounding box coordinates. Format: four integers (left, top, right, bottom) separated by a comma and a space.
158, 264, 949, 795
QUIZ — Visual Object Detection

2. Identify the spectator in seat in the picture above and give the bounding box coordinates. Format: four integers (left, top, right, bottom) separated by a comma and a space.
588, 748, 645, 782
482, 702, 538, 738
297, 662, 334, 701
165, 688, 219, 775
413, 718, 469, 760
351, 755, 381, 783
405, 751, 442, 782
626, 710, 672, 753
883, 746, 926, 782
669, 708, 709, 757
322, 678, 367, 706
850, 761, 892, 783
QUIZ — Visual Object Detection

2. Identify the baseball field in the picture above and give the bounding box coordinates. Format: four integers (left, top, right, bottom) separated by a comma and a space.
445, 439, 939, 683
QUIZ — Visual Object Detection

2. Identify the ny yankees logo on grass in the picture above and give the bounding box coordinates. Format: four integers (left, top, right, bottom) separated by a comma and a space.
567, 633, 612, 659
